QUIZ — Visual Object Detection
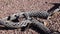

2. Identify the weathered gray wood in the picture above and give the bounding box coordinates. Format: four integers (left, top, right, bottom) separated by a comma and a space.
24, 11, 50, 19
0, 17, 32, 28
30, 18, 51, 34
0, 15, 51, 34
8, 11, 50, 20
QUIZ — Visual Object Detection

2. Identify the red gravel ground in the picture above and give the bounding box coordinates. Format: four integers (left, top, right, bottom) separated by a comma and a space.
0, 0, 60, 34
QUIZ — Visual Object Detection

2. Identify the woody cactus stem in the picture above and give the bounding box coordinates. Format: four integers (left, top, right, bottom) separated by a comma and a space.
0, 10, 59, 28
29, 19, 51, 34
24, 11, 50, 19
9, 11, 50, 20
0, 8, 59, 28
0, 17, 32, 28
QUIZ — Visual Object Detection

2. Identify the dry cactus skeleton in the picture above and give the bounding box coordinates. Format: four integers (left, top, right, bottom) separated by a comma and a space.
0, 3, 60, 34
0, 11, 50, 28
0, 13, 52, 34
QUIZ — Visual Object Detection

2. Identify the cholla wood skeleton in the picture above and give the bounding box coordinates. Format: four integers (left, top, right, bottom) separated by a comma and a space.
0, 11, 50, 28
0, 3, 60, 34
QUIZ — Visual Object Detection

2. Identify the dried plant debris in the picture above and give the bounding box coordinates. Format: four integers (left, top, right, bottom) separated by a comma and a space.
0, 9, 59, 34
0, 3, 60, 34
0, 11, 52, 28
47, 12, 60, 32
